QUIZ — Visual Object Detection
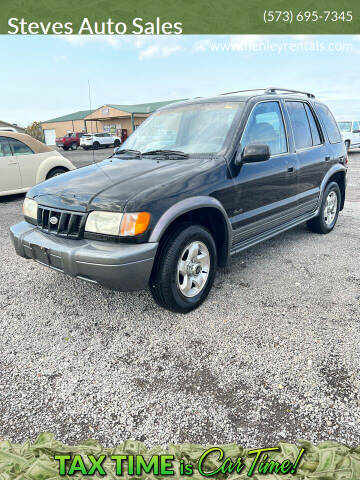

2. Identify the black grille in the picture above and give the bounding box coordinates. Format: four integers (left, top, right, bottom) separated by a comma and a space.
37, 206, 86, 239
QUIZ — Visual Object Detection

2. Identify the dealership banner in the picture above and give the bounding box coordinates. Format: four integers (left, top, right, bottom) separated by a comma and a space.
1, 0, 360, 34
2, 433, 360, 479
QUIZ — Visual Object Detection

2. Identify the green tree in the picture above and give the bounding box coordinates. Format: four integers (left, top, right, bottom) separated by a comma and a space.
25, 121, 44, 142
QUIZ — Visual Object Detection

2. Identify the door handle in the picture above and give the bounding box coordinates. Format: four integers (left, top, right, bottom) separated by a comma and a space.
287, 165, 295, 173
8, 160, 17, 165
325, 156, 331, 162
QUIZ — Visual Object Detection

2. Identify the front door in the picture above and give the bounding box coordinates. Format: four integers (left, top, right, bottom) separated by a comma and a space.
351, 121, 360, 147
229, 100, 299, 245
0, 137, 22, 193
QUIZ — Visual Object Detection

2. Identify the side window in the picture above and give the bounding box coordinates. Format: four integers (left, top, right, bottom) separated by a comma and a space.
0, 138, 13, 157
240, 101, 287, 156
304, 104, 322, 146
286, 101, 312, 150
8, 138, 33, 156
353, 121, 360, 132
315, 103, 342, 143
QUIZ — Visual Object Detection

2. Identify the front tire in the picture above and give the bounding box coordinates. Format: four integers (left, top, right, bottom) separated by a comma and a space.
114, 139, 121, 147
307, 182, 341, 234
150, 224, 217, 313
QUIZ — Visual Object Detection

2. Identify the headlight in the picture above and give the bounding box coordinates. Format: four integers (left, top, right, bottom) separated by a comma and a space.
85, 211, 123, 236
85, 211, 151, 236
23, 198, 38, 220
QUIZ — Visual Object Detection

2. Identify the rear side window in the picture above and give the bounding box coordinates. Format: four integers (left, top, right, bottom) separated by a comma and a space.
0, 138, 12, 157
353, 121, 360, 131
286, 101, 312, 150
315, 103, 342, 143
8, 138, 33, 155
240, 101, 287, 156
304, 104, 322, 146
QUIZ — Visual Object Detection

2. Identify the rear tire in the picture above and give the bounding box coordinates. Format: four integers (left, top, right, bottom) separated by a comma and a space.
70, 143, 78, 150
307, 182, 341, 234
150, 223, 217, 313
46, 167, 68, 179
62, 146, 68, 151
114, 139, 120, 147
93, 142, 100, 150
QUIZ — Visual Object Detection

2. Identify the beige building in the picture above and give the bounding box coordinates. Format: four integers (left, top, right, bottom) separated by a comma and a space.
42, 99, 185, 145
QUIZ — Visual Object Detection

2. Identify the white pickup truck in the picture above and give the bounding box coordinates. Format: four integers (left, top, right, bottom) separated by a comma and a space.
337, 120, 360, 151
80, 132, 121, 150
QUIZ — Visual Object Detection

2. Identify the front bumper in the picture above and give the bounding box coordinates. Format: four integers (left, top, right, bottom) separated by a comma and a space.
10, 221, 158, 291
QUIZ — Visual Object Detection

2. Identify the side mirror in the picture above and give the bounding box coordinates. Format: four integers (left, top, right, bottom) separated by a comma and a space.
235, 144, 271, 165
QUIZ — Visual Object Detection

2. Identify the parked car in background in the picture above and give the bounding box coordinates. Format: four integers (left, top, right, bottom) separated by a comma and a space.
80, 132, 121, 150
56, 132, 84, 151
0, 132, 75, 196
337, 120, 360, 151
11, 88, 347, 313
0, 126, 18, 132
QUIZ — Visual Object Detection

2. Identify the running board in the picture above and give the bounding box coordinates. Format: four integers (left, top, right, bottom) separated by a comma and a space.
230, 210, 319, 256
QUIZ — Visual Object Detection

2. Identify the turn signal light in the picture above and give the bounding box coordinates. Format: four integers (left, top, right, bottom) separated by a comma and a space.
120, 212, 151, 236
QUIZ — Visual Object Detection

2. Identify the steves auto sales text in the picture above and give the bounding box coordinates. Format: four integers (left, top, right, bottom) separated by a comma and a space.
8, 17, 183, 35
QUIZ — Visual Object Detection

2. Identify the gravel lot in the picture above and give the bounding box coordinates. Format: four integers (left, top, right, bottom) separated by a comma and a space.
0, 149, 359, 448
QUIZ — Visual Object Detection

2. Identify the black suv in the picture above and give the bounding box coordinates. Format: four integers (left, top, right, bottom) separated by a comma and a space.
11, 88, 347, 313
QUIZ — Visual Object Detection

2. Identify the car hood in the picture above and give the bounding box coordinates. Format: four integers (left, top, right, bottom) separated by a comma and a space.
29, 157, 209, 212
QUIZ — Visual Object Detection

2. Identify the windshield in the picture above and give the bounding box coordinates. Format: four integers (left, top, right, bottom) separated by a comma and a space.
337, 121, 352, 133
117, 102, 243, 155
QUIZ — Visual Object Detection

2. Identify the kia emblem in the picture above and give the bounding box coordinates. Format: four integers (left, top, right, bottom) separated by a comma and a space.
49, 216, 58, 225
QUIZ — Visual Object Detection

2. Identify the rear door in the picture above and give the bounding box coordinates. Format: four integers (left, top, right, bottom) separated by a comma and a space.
285, 100, 327, 214
0, 137, 22, 192
96, 133, 106, 146
8, 137, 38, 188
314, 102, 344, 169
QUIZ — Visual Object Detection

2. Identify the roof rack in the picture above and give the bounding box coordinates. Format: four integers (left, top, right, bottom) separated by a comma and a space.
265, 87, 315, 98
218, 87, 315, 98
219, 88, 269, 96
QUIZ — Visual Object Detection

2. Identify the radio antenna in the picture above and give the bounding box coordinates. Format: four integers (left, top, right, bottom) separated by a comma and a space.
88, 79, 95, 164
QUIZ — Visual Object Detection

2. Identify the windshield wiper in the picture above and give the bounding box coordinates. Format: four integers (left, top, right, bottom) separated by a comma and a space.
113, 149, 142, 157
142, 149, 189, 158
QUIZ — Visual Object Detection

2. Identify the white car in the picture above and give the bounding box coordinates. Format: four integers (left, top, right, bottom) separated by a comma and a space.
337, 120, 360, 151
80, 132, 121, 150
0, 126, 18, 132
0, 132, 75, 196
